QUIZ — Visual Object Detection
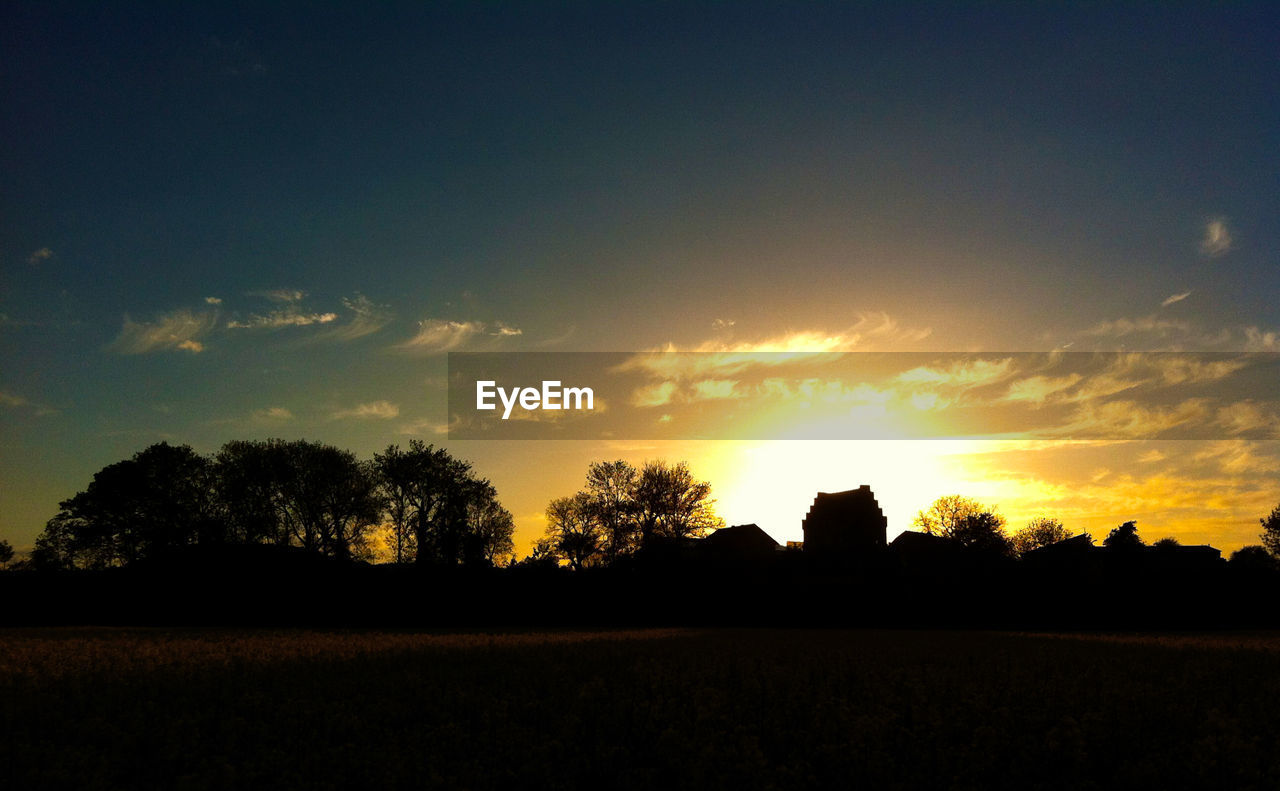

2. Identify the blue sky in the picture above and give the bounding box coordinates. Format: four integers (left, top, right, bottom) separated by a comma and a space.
3, 2, 1278, 554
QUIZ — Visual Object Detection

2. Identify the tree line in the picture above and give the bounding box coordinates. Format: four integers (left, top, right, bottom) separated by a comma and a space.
28, 439, 514, 570
913, 493, 1280, 567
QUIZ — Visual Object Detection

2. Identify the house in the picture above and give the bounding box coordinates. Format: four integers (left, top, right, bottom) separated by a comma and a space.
702, 523, 780, 558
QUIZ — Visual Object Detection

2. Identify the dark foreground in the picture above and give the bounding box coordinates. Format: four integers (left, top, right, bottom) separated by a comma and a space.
3, 628, 1278, 790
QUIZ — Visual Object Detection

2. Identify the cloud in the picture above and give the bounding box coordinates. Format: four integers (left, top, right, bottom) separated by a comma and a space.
253, 406, 294, 421
1200, 218, 1232, 258
27, 247, 54, 265
397, 418, 453, 436
1243, 328, 1278, 351
692, 379, 744, 400
249, 289, 306, 303
632, 381, 678, 407
896, 358, 1014, 388
312, 294, 394, 341
332, 400, 399, 420
397, 319, 522, 352
0, 389, 58, 416
204, 296, 222, 305
619, 314, 932, 379
1161, 291, 1191, 307
1214, 401, 1279, 437
1083, 315, 1190, 339
1054, 398, 1214, 439
226, 309, 338, 329
109, 309, 217, 354
712, 318, 736, 331
1000, 374, 1084, 406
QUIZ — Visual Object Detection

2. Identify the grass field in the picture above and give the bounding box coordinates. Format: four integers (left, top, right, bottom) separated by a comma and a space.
3, 628, 1278, 789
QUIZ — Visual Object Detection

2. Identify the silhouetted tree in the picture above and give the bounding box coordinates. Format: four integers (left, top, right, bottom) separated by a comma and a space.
374, 441, 513, 567
1011, 516, 1071, 555
1104, 520, 1143, 550
584, 460, 640, 560
632, 460, 723, 544
1260, 504, 1280, 557
543, 493, 604, 570
214, 439, 295, 546
33, 442, 222, 568
914, 495, 1010, 554
0, 538, 13, 569
951, 511, 1013, 556
1230, 545, 1278, 572
913, 495, 986, 537
463, 480, 516, 567
1153, 536, 1181, 550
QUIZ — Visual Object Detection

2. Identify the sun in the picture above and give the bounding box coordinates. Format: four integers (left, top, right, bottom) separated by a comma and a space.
701, 438, 990, 544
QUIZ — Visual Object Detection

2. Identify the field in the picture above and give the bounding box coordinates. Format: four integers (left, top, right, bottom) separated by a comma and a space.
3, 628, 1279, 790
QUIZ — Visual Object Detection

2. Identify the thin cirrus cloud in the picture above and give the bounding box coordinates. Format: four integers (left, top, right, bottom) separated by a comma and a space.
252, 406, 294, 421
226, 309, 338, 329
248, 288, 307, 303
316, 294, 394, 341
331, 400, 399, 420
1161, 291, 1191, 307
1199, 218, 1233, 258
0, 389, 58, 416
397, 319, 523, 352
108, 309, 218, 354
27, 247, 54, 265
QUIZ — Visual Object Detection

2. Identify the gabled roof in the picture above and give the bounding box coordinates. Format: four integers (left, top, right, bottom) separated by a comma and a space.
704, 523, 780, 553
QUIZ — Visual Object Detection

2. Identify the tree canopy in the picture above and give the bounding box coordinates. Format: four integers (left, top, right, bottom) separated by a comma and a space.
1104, 520, 1144, 550
32, 439, 511, 570
541, 459, 723, 568
1261, 504, 1280, 557
1011, 517, 1072, 556
914, 495, 1012, 556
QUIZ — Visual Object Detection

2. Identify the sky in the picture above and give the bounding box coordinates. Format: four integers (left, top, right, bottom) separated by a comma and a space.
3, 2, 1278, 557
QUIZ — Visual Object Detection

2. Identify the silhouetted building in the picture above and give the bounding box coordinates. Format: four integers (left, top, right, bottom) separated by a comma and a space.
802, 485, 887, 556
702, 524, 780, 558
889, 530, 962, 556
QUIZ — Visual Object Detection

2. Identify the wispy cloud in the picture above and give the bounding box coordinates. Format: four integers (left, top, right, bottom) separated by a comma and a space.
0, 389, 58, 415
109, 309, 217, 354
1083, 315, 1190, 339
619, 314, 932, 379
397, 319, 522, 352
1243, 328, 1279, 351
491, 322, 522, 337
27, 247, 54, 265
318, 294, 394, 341
1161, 291, 1191, 307
249, 288, 306, 303
1200, 218, 1233, 258
204, 296, 222, 305
253, 406, 294, 421
332, 400, 399, 420
398, 417, 456, 436
227, 309, 338, 329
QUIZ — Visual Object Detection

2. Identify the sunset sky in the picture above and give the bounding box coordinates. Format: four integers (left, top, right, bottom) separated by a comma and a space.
3, 3, 1278, 557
